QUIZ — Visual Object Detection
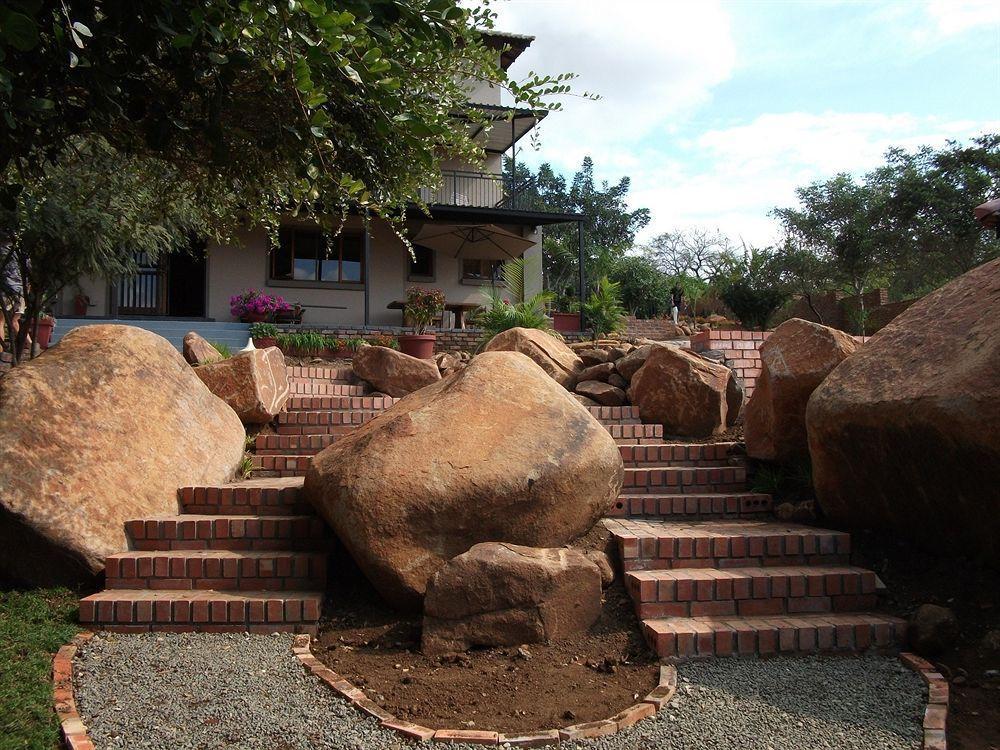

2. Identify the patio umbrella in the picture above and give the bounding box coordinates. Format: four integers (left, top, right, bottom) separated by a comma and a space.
974, 198, 1000, 230
412, 223, 534, 259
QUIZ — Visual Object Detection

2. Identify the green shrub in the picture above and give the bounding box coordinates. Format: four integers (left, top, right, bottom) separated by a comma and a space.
714, 247, 790, 331
248, 322, 279, 339
475, 258, 556, 347
210, 341, 233, 358
582, 276, 627, 338
276, 331, 326, 354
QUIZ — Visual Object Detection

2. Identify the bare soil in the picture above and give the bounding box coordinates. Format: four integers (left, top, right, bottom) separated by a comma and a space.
313, 550, 658, 735
851, 530, 1000, 750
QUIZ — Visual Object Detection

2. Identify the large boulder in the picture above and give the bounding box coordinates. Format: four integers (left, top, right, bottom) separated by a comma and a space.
614, 344, 655, 381
422, 542, 603, 655
482, 327, 583, 388
575, 380, 626, 407
352, 345, 441, 398
745, 319, 858, 461
806, 258, 1000, 558
182, 331, 223, 365
194, 347, 291, 424
0, 325, 245, 586
305, 351, 623, 609
631, 346, 731, 436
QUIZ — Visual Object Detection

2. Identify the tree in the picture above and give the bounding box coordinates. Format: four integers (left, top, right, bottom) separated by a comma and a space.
873, 134, 1000, 297
774, 239, 835, 324
646, 227, 732, 281
1, 2, 569, 224
608, 254, 672, 319
713, 246, 790, 331
582, 276, 626, 339
507, 156, 651, 297
773, 174, 889, 334
1, 138, 210, 362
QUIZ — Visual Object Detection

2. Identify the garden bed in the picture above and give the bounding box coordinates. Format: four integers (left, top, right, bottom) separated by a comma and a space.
314, 564, 659, 735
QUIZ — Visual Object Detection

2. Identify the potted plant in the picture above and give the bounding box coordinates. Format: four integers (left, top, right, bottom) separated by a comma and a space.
398, 287, 444, 358
32, 313, 56, 350
369, 333, 399, 350
249, 322, 279, 349
229, 289, 292, 323
551, 287, 582, 333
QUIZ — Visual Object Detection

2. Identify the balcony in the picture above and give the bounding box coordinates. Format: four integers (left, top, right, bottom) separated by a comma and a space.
418, 170, 568, 215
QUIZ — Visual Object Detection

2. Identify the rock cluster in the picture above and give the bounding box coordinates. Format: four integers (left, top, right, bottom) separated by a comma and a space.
0, 325, 245, 586
305, 350, 623, 609
352, 345, 441, 397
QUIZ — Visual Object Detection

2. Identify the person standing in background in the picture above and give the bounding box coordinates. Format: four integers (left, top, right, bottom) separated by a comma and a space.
670, 285, 684, 325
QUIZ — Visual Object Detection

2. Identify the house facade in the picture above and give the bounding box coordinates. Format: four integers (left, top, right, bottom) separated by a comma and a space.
55, 32, 583, 331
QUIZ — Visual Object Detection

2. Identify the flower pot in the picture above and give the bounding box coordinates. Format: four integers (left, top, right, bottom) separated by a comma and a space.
33, 317, 55, 349
253, 337, 277, 349
398, 333, 436, 359
73, 295, 90, 316
240, 311, 269, 323
551, 312, 581, 333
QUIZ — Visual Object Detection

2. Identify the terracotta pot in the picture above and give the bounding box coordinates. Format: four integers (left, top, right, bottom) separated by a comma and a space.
398, 333, 436, 359
253, 337, 277, 349
240, 312, 268, 323
33, 317, 55, 349
551, 312, 581, 333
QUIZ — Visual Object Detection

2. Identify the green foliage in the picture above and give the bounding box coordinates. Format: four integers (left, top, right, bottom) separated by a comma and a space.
1, 138, 210, 362
405, 286, 445, 334
507, 156, 650, 296
238, 453, 255, 480
582, 276, 626, 338
608, 255, 672, 318
345, 337, 366, 351
368, 333, 398, 349
751, 460, 814, 503
276, 330, 327, 354
248, 322, 279, 339
210, 341, 233, 359
1, 2, 574, 228
0, 587, 81, 750
473, 258, 555, 345
714, 247, 790, 331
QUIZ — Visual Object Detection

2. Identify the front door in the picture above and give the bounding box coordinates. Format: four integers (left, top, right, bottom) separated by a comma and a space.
113, 247, 207, 317
116, 252, 166, 316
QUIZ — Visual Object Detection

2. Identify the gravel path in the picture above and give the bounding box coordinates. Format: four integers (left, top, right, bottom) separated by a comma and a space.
74, 634, 925, 750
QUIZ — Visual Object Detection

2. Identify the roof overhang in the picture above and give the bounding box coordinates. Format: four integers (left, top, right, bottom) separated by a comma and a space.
479, 29, 535, 69
457, 103, 547, 154
408, 203, 584, 227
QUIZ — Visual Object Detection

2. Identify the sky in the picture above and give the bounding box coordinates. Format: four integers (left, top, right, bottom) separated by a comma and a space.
489, 0, 1000, 246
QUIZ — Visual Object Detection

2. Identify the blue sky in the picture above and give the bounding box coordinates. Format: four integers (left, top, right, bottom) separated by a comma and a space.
490, 0, 1000, 245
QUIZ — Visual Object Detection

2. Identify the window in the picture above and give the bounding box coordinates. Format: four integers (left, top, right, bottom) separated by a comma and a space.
462, 258, 504, 283
270, 227, 365, 285
408, 245, 435, 280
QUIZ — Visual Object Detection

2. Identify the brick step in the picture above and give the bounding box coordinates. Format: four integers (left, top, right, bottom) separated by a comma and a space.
623, 466, 747, 494
626, 566, 878, 619
284, 395, 398, 412
105, 550, 326, 591
276, 409, 382, 426
179, 477, 308, 515
275, 423, 358, 437
608, 492, 772, 519
606, 424, 663, 444
252, 455, 311, 477
289, 382, 368, 396
79, 590, 322, 634
586, 405, 639, 421
619, 442, 743, 467
643, 612, 907, 659
286, 365, 355, 381
605, 518, 852, 572
255, 434, 339, 455
126, 515, 329, 551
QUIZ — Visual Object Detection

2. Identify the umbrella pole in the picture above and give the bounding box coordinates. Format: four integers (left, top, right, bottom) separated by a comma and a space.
577, 219, 586, 330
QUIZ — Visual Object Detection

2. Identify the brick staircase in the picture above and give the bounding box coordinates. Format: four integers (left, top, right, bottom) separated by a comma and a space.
79, 362, 906, 654
79, 477, 328, 634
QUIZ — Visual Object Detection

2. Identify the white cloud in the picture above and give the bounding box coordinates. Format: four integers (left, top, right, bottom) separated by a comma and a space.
629, 113, 1000, 247
490, 0, 737, 170
924, 0, 1000, 37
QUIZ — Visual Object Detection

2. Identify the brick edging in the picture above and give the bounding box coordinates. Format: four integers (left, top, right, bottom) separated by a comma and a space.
53, 631, 95, 750
900, 652, 949, 750
292, 634, 675, 745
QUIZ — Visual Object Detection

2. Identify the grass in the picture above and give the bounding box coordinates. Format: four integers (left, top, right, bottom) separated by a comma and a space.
0, 588, 81, 750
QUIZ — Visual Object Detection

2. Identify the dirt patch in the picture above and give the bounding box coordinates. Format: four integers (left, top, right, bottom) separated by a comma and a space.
851, 530, 1000, 750
314, 557, 658, 735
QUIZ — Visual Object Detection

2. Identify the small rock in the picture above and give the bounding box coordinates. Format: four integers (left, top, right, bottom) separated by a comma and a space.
909, 604, 959, 657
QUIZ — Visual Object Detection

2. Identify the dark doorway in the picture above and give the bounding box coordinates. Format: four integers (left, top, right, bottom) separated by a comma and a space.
165, 247, 207, 317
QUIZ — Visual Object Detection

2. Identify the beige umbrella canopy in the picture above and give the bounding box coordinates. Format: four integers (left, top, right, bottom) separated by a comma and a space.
412, 223, 534, 259
974, 198, 1000, 230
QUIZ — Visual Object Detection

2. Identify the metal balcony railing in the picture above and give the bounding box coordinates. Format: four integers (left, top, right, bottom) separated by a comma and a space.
418, 170, 558, 213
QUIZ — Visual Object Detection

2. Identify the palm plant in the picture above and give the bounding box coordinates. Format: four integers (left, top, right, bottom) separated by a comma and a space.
475, 258, 555, 346
582, 276, 626, 339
